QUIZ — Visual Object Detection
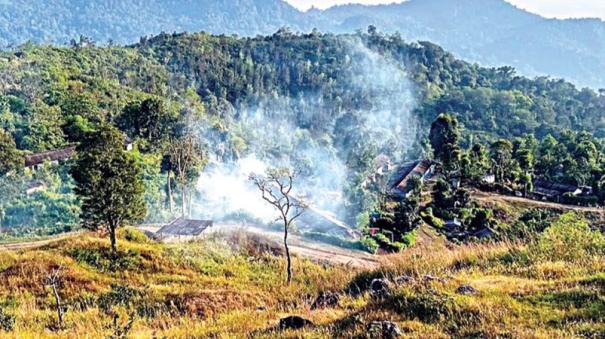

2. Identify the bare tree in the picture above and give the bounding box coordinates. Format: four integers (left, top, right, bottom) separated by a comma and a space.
168, 135, 205, 218
43, 265, 65, 330
250, 167, 307, 284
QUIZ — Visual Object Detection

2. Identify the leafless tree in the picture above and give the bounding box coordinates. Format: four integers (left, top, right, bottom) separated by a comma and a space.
43, 265, 65, 329
250, 167, 307, 284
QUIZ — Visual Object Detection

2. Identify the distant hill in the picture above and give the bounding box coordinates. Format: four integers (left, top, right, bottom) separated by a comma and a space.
0, 0, 304, 45
1, 0, 605, 88
313, 0, 605, 89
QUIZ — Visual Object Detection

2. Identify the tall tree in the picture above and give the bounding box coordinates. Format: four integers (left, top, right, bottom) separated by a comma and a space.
117, 98, 176, 150
71, 125, 146, 254
429, 113, 461, 175
167, 135, 205, 218
490, 139, 514, 185
250, 168, 306, 284
0, 128, 22, 175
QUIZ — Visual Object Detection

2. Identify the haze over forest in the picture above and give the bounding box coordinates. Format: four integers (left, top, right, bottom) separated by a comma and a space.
1, 0, 605, 88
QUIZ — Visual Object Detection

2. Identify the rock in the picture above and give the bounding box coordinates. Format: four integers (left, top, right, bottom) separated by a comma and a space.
394, 275, 415, 285
367, 321, 402, 338
370, 278, 392, 298
456, 285, 478, 295
310, 291, 340, 310
278, 316, 313, 330
423, 275, 447, 283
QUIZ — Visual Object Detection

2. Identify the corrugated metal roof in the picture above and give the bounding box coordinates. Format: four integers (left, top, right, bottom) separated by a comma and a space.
158, 218, 213, 236
533, 179, 578, 197
391, 159, 433, 194
24, 146, 76, 167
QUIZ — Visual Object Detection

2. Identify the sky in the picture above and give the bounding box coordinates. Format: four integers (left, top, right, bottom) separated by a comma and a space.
285, 0, 605, 20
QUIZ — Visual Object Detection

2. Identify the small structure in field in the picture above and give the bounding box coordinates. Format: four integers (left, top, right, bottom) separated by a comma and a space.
532, 179, 584, 201
25, 181, 48, 195
481, 174, 496, 184
390, 160, 434, 198
25, 146, 76, 170
156, 218, 213, 241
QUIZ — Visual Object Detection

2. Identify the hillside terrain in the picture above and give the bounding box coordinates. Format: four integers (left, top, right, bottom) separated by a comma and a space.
2, 31, 605, 238
0, 216, 601, 338
2, 0, 605, 88
0, 12, 604, 338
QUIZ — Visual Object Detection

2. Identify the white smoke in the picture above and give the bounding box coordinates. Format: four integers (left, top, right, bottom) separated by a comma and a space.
192, 37, 417, 227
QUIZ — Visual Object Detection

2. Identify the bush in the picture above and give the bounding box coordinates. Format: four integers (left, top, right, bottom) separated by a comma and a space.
531, 212, 605, 264
69, 247, 143, 271
401, 230, 417, 247
98, 285, 142, 313
0, 308, 15, 332
120, 227, 150, 244
360, 236, 379, 254
345, 270, 387, 296
421, 208, 445, 229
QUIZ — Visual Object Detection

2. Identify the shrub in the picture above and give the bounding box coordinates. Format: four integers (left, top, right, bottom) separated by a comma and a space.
345, 270, 387, 296
0, 308, 15, 332
531, 212, 605, 264
421, 208, 445, 229
120, 227, 150, 244
98, 285, 142, 313
69, 247, 143, 272
360, 236, 379, 254
401, 230, 417, 247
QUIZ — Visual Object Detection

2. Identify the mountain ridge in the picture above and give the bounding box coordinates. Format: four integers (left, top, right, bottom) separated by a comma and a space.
1, 0, 604, 87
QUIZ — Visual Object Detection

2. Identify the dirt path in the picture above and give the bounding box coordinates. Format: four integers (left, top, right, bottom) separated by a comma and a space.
150, 222, 380, 269
0, 232, 80, 251
473, 190, 605, 213
216, 224, 381, 269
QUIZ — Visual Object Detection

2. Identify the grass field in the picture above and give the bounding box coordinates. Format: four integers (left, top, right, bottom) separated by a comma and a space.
0, 212, 603, 338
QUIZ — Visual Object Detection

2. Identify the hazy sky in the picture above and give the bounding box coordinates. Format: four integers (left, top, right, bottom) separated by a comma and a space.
285, 0, 605, 20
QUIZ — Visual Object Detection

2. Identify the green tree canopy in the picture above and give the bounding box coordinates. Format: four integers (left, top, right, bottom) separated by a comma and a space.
71, 124, 146, 254
429, 113, 461, 174
0, 129, 23, 175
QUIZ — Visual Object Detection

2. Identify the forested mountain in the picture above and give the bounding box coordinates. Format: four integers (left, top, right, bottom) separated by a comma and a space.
1, 0, 605, 88
2, 30, 605, 237
314, 0, 605, 89
0, 0, 305, 46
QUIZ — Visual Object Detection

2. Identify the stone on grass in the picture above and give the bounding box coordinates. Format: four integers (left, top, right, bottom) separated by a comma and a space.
311, 291, 340, 310
278, 316, 313, 330
370, 278, 392, 298
394, 275, 415, 285
367, 321, 402, 338
456, 285, 478, 295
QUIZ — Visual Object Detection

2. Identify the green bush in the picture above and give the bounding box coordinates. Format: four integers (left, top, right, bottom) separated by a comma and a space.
98, 284, 143, 313
69, 247, 143, 272
360, 236, 379, 254
120, 227, 150, 244
401, 230, 417, 247
0, 308, 15, 332
531, 212, 605, 264
421, 208, 445, 229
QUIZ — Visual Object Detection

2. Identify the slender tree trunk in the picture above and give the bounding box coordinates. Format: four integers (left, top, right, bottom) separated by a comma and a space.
167, 171, 174, 213
51, 282, 64, 328
188, 189, 193, 219
109, 225, 117, 255
284, 221, 292, 284
181, 188, 187, 219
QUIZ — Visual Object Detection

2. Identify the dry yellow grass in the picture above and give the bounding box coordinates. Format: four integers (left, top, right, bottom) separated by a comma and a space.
0, 226, 601, 338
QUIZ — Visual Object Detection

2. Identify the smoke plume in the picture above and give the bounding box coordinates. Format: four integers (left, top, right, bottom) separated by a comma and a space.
192, 37, 418, 229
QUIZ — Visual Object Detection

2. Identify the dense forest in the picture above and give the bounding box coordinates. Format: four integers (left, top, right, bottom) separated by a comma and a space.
1, 29, 605, 240
2, 0, 605, 88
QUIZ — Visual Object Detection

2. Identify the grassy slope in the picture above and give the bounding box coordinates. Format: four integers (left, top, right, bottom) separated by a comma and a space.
0, 225, 603, 338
